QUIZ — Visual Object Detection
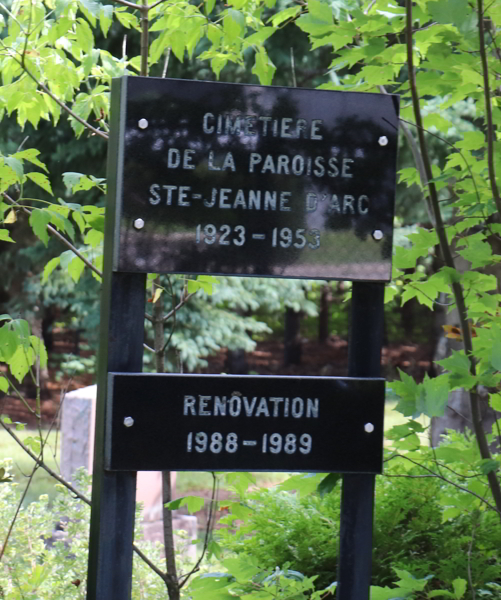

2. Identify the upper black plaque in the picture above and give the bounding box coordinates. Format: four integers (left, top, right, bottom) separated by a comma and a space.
111, 77, 399, 281
105, 373, 385, 473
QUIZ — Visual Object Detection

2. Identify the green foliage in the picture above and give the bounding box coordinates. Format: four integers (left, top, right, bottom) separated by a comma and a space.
0, 465, 201, 598
0, 315, 48, 382
0, 0, 501, 595
216, 452, 501, 595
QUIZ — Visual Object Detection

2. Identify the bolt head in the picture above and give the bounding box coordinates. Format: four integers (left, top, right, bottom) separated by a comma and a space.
364, 423, 374, 433
138, 118, 148, 129
372, 229, 383, 241
134, 218, 145, 230
124, 416, 134, 427
378, 135, 389, 146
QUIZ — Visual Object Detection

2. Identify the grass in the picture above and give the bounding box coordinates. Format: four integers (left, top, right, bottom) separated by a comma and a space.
0, 402, 429, 503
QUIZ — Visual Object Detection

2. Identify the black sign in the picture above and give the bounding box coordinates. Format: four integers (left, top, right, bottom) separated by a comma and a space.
111, 77, 399, 281
105, 373, 385, 473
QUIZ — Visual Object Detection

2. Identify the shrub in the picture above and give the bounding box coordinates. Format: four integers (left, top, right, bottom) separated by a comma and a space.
0, 465, 185, 599
217, 463, 501, 595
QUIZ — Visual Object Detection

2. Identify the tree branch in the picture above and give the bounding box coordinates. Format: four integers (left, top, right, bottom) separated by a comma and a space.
406, 0, 501, 518
385, 453, 501, 515
0, 419, 169, 583
478, 0, 501, 220
113, 0, 141, 9
2, 193, 103, 279
179, 472, 218, 588
10, 48, 109, 140
162, 292, 195, 323
0, 461, 38, 561
147, 0, 170, 11
140, 0, 149, 77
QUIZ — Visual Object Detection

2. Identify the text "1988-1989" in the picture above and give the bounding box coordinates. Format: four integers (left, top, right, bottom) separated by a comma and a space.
187, 432, 312, 454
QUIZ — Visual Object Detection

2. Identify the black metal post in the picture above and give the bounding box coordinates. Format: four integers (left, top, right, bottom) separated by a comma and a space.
86, 77, 147, 599
337, 281, 385, 600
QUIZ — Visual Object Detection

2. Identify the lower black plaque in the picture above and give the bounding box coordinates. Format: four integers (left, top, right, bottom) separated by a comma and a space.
106, 373, 385, 473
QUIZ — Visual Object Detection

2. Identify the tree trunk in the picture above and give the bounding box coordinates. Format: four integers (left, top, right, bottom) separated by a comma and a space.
284, 308, 302, 366
152, 278, 180, 600
318, 284, 330, 344
431, 252, 501, 447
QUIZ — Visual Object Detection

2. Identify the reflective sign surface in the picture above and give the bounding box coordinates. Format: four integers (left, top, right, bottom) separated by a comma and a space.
112, 77, 399, 281
106, 373, 385, 473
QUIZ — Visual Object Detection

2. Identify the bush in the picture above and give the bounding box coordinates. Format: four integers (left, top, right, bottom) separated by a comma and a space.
217, 463, 501, 595
0, 465, 184, 599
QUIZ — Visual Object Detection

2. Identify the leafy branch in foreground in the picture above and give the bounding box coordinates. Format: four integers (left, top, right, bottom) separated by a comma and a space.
405, 0, 501, 517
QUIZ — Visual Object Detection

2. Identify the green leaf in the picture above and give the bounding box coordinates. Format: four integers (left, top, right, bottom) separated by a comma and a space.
84, 229, 103, 247
9, 344, 35, 382
14, 149, 48, 172
43, 256, 60, 282
68, 256, 85, 283
491, 336, 501, 371
29, 336, 48, 368
490, 393, 501, 412
115, 10, 138, 29
0, 326, 18, 361
205, 0, 216, 15
393, 369, 420, 417
76, 18, 95, 54
307, 0, 333, 23
252, 47, 276, 86
87, 215, 105, 233
452, 579, 466, 599
437, 350, 475, 389
79, 0, 101, 18
269, 6, 301, 26
416, 374, 450, 418
370, 585, 410, 600
428, 591, 455, 598
317, 473, 340, 496
243, 27, 276, 49
428, 0, 470, 29
223, 9, 244, 41
278, 473, 325, 497
384, 285, 398, 303
442, 507, 461, 522
29, 209, 51, 246
394, 569, 429, 592
99, 4, 113, 36
187, 279, 199, 294
170, 30, 185, 62
4, 156, 23, 180
478, 459, 499, 475
0, 230, 14, 243
434, 446, 463, 464
166, 495, 204, 513
0, 376, 8, 393
63, 171, 101, 193
26, 172, 53, 195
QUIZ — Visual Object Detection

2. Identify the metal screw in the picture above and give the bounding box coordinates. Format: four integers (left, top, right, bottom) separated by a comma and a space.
124, 416, 134, 427
138, 118, 148, 129
134, 218, 145, 230
372, 229, 383, 241
364, 423, 374, 433
378, 136, 388, 146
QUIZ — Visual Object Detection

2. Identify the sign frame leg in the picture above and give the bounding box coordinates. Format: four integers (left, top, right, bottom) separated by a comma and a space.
337, 282, 384, 600
87, 271, 146, 600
